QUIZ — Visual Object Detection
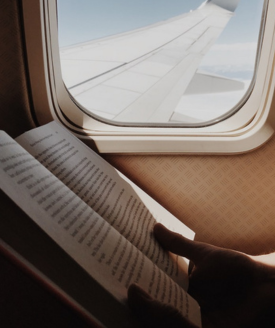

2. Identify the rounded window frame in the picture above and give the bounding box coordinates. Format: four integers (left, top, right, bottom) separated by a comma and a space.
22, 0, 275, 154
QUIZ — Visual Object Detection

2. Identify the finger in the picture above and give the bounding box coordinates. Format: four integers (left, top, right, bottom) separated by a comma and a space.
154, 223, 208, 264
128, 284, 199, 328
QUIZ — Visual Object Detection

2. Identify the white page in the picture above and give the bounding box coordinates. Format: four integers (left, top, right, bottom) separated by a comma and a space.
16, 122, 194, 289
0, 132, 201, 327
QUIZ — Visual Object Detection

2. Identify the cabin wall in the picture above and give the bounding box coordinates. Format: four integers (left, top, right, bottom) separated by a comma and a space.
0, 0, 35, 138
1, 0, 275, 256
0, 2, 90, 326
105, 135, 275, 255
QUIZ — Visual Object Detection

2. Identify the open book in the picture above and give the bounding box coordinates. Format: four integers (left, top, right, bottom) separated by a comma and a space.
0, 121, 201, 327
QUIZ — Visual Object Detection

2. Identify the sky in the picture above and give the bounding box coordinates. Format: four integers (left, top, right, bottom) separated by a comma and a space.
57, 0, 205, 47
57, 0, 264, 80
57, 0, 264, 47
200, 0, 264, 80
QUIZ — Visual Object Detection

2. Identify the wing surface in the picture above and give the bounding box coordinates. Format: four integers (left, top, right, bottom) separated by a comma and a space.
60, 0, 241, 123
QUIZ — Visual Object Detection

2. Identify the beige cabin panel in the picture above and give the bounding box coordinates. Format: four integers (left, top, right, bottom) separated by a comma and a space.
105, 134, 275, 255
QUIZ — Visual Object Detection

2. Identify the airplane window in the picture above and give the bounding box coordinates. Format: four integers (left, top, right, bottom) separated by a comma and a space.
57, 0, 264, 127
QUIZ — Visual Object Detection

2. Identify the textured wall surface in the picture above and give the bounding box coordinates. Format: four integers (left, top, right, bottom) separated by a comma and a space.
105, 135, 275, 255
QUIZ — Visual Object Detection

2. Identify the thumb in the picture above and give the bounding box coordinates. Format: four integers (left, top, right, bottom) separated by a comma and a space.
154, 223, 208, 264
128, 284, 199, 328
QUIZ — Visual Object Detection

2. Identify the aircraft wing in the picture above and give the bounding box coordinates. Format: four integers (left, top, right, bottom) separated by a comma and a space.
60, 0, 241, 123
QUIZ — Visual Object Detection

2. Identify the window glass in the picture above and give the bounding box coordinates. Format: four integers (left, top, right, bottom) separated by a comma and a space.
57, 0, 265, 126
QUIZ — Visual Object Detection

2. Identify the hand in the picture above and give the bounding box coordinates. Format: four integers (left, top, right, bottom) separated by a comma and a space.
128, 283, 198, 328
128, 223, 275, 328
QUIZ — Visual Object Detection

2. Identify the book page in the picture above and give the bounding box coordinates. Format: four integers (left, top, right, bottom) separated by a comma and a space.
16, 122, 193, 289
0, 132, 201, 327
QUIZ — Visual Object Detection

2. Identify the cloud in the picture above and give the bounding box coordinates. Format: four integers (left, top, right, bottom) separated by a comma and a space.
200, 42, 258, 69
